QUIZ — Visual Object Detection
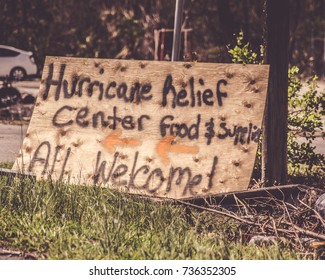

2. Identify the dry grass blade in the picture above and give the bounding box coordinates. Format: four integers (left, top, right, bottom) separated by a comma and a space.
174, 188, 325, 244
298, 197, 325, 228
174, 199, 257, 226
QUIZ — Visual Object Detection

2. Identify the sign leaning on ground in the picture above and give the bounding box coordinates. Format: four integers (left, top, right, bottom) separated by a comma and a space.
13, 57, 269, 199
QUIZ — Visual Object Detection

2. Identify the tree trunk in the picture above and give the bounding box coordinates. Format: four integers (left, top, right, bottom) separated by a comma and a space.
217, 0, 236, 43
262, 0, 289, 186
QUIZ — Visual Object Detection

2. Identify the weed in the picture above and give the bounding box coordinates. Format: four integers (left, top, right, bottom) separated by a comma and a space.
227, 32, 325, 183
0, 175, 314, 259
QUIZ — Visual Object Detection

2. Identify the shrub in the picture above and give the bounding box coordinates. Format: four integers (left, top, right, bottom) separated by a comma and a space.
227, 32, 325, 182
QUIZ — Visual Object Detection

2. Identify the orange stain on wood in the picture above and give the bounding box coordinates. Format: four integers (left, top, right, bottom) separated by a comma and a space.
103, 129, 141, 153
156, 135, 199, 165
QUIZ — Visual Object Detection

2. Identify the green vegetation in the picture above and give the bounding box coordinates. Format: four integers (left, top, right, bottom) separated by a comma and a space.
228, 32, 325, 183
287, 67, 325, 180
0, 171, 312, 260
1, 1, 324, 77
227, 31, 264, 65
0, 162, 14, 169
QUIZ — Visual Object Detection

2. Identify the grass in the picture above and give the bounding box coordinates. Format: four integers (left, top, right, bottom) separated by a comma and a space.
0, 162, 14, 169
0, 165, 312, 260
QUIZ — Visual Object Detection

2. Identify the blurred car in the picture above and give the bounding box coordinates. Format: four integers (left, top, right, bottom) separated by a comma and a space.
0, 45, 38, 81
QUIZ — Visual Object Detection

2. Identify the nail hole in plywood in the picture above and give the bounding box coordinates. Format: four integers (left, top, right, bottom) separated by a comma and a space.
113, 62, 121, 72
225, 67, 235, 79
72, 140, 83, 148
226, 72, 234, 79
175, 78, 185, 87
232, 160, 240, 167
241, 146, 249, 153
145, 156, 154, 163
193, 157, 200, 163
119, 153, 128, 160
139, 62, 147, 69
59, 129, 67, 136
243, 100, 253, 109
219, 114, 227, 121
56, 129, 71, 142
243, 72, 255, 84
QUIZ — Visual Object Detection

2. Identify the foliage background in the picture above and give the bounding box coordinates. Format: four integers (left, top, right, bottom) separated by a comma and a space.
0, 0, 324, 78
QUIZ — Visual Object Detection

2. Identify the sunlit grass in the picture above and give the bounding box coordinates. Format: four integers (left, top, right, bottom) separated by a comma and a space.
0, 171, 306, 260
0, 162, 14, 169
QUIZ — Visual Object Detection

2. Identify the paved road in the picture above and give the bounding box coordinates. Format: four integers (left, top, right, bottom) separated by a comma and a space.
0, 124, 28, 163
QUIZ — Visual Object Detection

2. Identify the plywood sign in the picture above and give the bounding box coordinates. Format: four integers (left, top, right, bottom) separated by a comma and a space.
13, 57, 269, 199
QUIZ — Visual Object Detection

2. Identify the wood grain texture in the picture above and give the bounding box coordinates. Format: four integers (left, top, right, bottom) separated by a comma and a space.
13, 57, 269, 199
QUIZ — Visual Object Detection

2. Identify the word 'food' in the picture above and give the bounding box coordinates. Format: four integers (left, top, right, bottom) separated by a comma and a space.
160, 114, 201, 139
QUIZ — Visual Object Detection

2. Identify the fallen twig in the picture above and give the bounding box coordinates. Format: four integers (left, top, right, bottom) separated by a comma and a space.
174, 199, 257, 226
289, 224, 325, 241
174, 197, 325, 242
0, 248, 22, 256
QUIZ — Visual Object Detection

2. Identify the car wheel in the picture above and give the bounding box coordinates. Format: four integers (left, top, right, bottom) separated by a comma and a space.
10, 67, 27, 81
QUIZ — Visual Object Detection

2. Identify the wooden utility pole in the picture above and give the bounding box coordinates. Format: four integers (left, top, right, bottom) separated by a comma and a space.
262, 0, 290, 186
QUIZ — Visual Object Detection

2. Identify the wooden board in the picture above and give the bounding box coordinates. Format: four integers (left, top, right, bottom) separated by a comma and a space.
13, 57, 269, 199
